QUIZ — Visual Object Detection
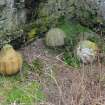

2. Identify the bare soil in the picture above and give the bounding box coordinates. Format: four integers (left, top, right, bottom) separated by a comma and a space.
20, 38, 105, 105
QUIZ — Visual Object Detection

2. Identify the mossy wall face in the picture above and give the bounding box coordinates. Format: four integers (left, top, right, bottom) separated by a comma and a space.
0, 0, 26, 32
36, 0, 105, 29
0, 0, 26, 48
35, 0, 75, 30
1, 0, 105, 48
74, 0, 105, 26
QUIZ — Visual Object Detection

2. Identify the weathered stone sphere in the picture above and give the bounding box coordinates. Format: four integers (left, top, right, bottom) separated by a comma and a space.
45, 28, 66, 47
77, 40, 99, 64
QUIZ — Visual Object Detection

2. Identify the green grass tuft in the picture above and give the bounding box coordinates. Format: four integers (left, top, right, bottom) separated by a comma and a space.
7, 82, 45, 105
0, 61, 45, 105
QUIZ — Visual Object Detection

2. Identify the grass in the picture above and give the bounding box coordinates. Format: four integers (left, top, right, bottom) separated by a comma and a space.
7, 82, 45, 105
31, 59, 44, 76
0, 60, 45, 105
63, 52, 80, 68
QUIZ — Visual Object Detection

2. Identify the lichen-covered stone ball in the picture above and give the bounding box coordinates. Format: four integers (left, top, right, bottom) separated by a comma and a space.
45, 28, 66, 47
77, 40, 99, 64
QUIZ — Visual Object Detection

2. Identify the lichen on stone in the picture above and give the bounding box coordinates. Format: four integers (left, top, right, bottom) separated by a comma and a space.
45, 28, 66, 47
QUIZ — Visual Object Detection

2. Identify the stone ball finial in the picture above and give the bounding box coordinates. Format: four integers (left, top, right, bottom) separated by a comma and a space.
0, 44, 23, 75
45, 28, 66, 47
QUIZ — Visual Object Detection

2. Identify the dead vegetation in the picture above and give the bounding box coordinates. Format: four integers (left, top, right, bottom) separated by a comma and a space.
20, 38, 105, 105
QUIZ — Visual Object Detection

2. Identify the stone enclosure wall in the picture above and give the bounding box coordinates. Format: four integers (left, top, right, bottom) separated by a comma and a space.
0, 0, 26, 48
1, 0, 105, 33
1, 0, 105, 47
37, 0, 105, 28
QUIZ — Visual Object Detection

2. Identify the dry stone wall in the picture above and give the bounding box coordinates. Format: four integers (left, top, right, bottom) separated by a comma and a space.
0, 0, 26, 33
0, 0, 26, 48
1, 0, 105, 47
37, 0, 105, 27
